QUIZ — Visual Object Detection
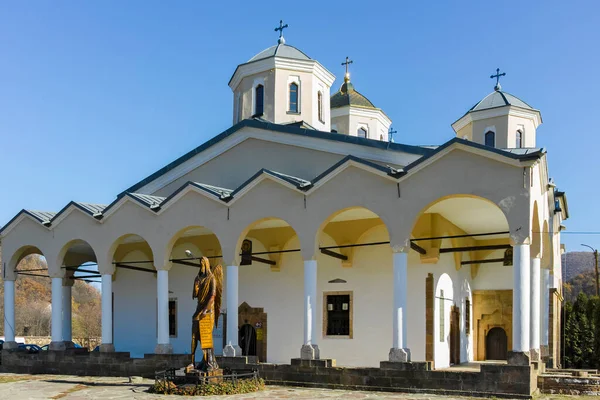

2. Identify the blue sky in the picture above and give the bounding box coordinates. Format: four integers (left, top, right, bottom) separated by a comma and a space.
1, 1, 599, 252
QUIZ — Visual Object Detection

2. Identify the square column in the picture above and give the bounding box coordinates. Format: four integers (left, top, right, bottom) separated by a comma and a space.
50, 277, 66, 350
541, 268, 550, 357
223, 265, 242, 356
530, 257, 541, 360
100, 274, 115, 352
510, 243, 530, 364
3, 280, 18, 349
389, 251, 411, 362
301, 259, 319, 360
155, 269, 173, 354
62, 285, 73, 343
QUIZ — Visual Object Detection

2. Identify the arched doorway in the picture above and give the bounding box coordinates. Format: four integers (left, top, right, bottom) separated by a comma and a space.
486, 327, 508, 360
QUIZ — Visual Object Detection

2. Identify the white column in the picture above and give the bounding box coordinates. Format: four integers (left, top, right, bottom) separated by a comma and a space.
3, 280, 17, 348
530, 257, 541, 358
100, 274, 115, 352
541, 268, 550, 348
155, 269, 172, 354
62, 285, 72, 342
389, 251, 410, 362
223, 265, 242, 356
50, 277, 65, 350
301, 259, 319, 359
513, 244, 531, 353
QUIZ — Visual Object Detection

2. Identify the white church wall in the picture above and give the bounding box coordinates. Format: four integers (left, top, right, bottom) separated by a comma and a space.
434, 272, 454, 369
457, 264, 473, 363
113, 250, 157, 358
471, 250, 513, 290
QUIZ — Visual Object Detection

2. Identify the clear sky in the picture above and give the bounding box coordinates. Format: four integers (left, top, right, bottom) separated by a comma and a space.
1, 0, 599, 253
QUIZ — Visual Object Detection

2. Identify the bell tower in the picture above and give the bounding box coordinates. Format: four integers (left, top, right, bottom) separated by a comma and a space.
451, 69, 542, 149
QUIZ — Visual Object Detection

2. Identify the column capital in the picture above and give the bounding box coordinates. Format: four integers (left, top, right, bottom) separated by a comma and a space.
391, 239, 410, 254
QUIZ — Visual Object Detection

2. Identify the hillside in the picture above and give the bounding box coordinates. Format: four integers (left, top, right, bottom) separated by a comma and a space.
562, 251, 598, 302
0, 251, 101, 338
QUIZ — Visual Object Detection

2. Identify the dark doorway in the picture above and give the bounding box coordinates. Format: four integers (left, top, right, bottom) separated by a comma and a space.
450, 305, 460, 364
486, 327, 508, 360
239, 322, 257, 357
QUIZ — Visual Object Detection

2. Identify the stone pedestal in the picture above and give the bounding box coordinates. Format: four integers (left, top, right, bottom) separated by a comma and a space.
380, 360, 432, 371
185, 367, 223, 383
223, 344, 242, 357
2, 341, 18, 350
154, 343, 173, 354
508, 350, 531, 365
300, 344, 320, 360
530, 348, 540, 362
99, 344, 115, 353
389, 347, 411, 362
291, 358, 335, 367
49, 341, 66, 351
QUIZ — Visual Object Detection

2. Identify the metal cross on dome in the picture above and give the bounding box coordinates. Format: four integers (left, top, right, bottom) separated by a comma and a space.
490, 68, 506, 91
275, 20, 288, 39
342, 56, 353, 75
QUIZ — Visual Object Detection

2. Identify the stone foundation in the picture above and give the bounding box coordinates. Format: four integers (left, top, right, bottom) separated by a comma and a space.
1, 349, 538, 397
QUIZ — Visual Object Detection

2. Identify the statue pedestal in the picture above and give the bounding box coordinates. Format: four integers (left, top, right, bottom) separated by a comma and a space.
185, 367, 223, 384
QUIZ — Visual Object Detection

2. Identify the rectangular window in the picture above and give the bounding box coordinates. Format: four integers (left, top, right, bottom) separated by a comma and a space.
324, 292, 352, 337
169, 298, 177, 337
439, 290, 445, 342
289, 83, 298, 113
465, 298, 471, 336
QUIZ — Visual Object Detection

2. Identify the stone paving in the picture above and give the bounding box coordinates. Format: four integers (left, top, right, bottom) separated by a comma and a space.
0, 373, 591, 399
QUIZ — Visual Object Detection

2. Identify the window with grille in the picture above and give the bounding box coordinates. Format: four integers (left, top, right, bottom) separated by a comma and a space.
439, 290, 445, 342
325, 293, 351, 337
465, 298, 471, 335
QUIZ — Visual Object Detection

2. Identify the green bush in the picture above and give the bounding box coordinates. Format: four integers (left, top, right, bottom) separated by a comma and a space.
150, 377, 265, 396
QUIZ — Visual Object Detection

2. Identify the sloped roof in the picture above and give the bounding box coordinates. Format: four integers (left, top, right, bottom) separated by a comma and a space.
248, 44, 311, 63
25, 210, 56, 223
468, 90, 535, 113
330, 81, 376, 109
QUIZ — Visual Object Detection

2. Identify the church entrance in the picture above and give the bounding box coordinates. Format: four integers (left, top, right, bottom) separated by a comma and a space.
450, 305, 460, 365
486, 327, 508, 360
237, 302, 267, 362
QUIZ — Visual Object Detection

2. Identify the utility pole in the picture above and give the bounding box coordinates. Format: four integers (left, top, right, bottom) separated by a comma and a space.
582, 244, 599, 297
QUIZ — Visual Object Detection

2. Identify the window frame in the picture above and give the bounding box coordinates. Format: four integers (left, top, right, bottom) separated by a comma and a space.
323, 291, 353, 339
516, 129, 523, 148
288, 82, 299, 114
484, 130, 495, 148
358, 127, 368, 139
254, 84, 264, 117
169, 297, 178, 338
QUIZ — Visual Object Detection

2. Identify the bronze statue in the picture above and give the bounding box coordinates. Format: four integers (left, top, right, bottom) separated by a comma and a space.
190, 256, 223, 370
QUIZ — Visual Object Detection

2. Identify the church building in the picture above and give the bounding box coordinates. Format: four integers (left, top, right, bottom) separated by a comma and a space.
1, 25, 568, 371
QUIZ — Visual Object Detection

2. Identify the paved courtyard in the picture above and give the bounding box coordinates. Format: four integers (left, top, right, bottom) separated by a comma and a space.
0, 373, 589, 399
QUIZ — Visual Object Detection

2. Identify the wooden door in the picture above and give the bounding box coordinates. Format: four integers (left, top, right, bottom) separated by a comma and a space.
450, 306, 460, 364
485, 327, 508, 360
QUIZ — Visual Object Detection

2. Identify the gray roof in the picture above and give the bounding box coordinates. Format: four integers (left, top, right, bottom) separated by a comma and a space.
330, 81, 376, 109
469, 90, 535, 113
74, 202, 107, 215
248, 44, 311, 63
192, 183, 233, 199
128, 193, 165, 207
500, 148, 543, 156
26, 210, 56, 223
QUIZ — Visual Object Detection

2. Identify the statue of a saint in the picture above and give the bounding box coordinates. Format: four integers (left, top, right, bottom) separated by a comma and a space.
190, 256, 223, 370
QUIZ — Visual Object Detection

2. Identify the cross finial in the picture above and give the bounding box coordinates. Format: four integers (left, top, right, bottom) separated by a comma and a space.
274, 20, 289, 44
388, 127, 397, 143
490, 68, 506, 91
342, 56, 353, 82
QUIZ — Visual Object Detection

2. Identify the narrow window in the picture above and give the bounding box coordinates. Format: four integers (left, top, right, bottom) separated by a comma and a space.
439, 290, 445, 342
289, 82, 298, 113
169, 298, 177, 337
379, 134, 384, 141
255, 84, 264, 116
484, 131, 495, 147
317, 91, 323, 122
516, 130, 523, 148
465, 298, 471, 335
358, 127, 368, 138
236, 93, 242, 122
324, 293, 352, 337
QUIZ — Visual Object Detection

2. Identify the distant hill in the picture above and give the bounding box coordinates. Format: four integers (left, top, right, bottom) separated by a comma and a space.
562, 251, 598, 302
0, 251, 101, 338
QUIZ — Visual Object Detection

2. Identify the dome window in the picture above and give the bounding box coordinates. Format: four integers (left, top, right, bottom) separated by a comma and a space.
358, 127, 368, 139
485, 131, 495, 148
516, 130, 523, 148
289, 82, 299, 113
255, 84, 264, 116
